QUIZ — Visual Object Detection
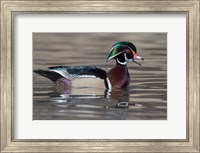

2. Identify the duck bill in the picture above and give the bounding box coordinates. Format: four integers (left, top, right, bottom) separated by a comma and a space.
132, 55, 144, 66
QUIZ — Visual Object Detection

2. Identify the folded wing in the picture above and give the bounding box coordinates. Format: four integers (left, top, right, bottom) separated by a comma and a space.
34, 66, 110, 89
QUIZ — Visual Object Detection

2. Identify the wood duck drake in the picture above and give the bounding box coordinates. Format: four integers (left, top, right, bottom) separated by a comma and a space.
34, 41, 144, 90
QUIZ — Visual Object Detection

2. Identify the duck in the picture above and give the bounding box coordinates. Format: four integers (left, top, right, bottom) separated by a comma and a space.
34, 41, 144, 90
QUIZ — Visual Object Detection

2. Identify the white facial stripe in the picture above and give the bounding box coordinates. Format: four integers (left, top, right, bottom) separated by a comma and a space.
107, 51, 124, 61
124, 53, 133, 63
124, 53, 128, 61
107, 45, 122, 60
116, 58, 126, 65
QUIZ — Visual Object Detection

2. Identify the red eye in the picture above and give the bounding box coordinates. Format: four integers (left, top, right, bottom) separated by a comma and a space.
125, 49, 130, 53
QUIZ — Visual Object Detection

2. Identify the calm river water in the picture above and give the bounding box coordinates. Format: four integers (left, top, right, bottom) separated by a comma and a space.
33, 33, 167, 120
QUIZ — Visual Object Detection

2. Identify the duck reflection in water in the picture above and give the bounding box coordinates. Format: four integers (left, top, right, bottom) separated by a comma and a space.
55, 83, 141, 108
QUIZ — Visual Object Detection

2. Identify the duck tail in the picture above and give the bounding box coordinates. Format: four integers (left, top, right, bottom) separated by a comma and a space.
34, 69, 63, 82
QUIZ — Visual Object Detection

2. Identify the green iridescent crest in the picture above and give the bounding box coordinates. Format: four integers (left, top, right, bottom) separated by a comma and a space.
107, 45, 127, 61
113, 41, 137, 53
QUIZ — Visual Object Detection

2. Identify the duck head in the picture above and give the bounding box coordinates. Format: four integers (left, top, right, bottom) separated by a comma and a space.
107, 41, 144, 66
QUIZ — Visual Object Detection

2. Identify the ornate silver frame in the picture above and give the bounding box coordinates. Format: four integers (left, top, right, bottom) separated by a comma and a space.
0, 0, 199, 152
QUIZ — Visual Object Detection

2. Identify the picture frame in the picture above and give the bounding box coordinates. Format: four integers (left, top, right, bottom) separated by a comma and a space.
0, 0, 199, 152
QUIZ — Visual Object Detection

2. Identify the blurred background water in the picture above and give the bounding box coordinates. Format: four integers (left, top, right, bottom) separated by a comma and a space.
33, 33, 167, 120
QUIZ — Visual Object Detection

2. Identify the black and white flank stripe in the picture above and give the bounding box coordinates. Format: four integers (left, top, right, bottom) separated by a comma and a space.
34, 66, 112, 89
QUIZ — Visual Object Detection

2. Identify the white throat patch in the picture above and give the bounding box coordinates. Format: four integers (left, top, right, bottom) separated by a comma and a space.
116, 58, 127, 65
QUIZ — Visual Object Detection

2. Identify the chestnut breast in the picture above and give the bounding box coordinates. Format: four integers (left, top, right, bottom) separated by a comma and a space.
107, 65, 130, 89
